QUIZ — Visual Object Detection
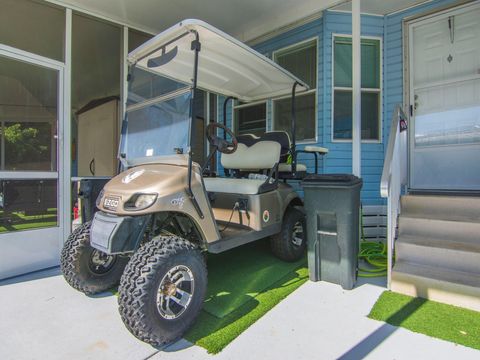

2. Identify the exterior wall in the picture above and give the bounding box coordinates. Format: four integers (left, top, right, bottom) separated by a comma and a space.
383, 0, 462, 156
255, 17, 323, 194
321, 11, 384, 205
216, 0, 464, 205
220, 13, 385, 204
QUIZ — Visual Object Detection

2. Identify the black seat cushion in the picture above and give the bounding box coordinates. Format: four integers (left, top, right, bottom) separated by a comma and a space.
237, 131, 291, 163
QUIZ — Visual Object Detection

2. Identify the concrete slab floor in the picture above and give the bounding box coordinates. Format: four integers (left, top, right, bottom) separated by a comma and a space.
0, 269, 478, 360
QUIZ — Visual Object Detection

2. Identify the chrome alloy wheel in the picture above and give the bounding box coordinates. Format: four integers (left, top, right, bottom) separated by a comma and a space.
88, 249, 116, 274
291, 221, 304, 247
156, 265, 195, 320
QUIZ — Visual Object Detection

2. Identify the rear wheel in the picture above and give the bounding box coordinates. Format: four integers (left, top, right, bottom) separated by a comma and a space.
118, 235, 207, 347
270, 207, 306, 262
60, 221, 129, 294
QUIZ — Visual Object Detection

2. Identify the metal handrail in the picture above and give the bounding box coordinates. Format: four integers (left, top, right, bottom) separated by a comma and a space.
380, 104, 408, 287
381, 105, 405, 197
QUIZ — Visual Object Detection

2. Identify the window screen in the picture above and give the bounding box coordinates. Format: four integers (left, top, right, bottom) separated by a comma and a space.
273, 40, 317, 141
234, 103, 266, 137
333, 37, 381, 141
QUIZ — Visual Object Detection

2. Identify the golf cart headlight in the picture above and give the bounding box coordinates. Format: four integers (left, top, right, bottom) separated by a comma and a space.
96, 189, 105, 207
130, 193, 157, 210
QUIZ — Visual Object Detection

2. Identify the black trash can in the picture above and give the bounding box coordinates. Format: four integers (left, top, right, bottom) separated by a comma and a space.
301, 174, 362, 290
77, 177, 111, 222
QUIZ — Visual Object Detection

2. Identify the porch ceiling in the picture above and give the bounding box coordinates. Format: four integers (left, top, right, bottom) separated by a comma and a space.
50, 0, 431, 42
51, 0, 340, 41
331, 0, 432, 15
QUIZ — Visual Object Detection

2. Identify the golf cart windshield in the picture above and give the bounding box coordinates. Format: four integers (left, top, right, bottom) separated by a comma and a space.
122, 19, 310, 168
121, 66, 192, 166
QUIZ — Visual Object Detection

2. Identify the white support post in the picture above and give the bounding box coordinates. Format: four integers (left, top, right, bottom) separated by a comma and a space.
62, 8, 72, 242
121, 26, 128, 125
352, 0, 361, 177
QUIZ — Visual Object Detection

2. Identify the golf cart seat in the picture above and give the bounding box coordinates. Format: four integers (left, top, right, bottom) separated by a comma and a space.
237, 132, 328, 178
204, 140, 281, 194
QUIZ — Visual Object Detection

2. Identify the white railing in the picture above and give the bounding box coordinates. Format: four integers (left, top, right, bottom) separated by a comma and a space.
381, 105, 408, 288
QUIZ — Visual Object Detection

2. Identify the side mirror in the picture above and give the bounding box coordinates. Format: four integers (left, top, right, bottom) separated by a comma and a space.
147, 46, 178, 68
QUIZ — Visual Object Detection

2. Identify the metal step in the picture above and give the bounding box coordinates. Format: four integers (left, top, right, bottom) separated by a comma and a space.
391, 261, 480, 312
401, 195, 480, 222
398, 216, 480, 243
396, 235, 480, 275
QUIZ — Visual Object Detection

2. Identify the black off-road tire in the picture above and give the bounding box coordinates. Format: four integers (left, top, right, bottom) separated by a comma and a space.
118, 236, 207, 347
60, 221, 129, 294
270, 207, 307, 262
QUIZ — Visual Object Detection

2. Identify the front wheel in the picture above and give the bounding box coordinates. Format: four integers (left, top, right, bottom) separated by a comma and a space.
270, 207, 307, 262
118, 235, 207, 347
60, 221, 129, 294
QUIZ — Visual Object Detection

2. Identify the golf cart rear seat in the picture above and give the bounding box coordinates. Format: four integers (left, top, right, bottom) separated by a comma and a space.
204, 141, 281, 195
237, 132, 328, 178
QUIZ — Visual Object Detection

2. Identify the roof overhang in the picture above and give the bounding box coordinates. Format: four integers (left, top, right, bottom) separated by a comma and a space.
128, 19, 309, 102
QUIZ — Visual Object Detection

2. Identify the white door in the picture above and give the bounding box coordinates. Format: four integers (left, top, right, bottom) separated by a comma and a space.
0, 49, 64, 279
409, 3, 480, 191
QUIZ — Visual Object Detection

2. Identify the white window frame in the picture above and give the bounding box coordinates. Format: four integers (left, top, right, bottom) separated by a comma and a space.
232, 99, 267, 136
272, 37, 319, 144
331, 33, 383, 143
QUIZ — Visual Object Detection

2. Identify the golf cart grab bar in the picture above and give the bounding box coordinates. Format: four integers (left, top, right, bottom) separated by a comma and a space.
223, 96, 235, 137
222, 96, 235, 177
186, 29, 205, 219
126, 87, 191, 113
290, 81, 300, 176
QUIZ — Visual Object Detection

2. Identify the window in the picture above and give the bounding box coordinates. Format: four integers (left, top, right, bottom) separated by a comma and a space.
233, 102, 266, 137
273, 39, 317, 142
128, 29, 153, 53
333, 36, 381, 141
71, 13, 123, 177
0, 0, 65, 61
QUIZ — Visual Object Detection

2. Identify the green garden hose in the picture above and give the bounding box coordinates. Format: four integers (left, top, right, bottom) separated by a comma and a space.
358, 206, 388, 277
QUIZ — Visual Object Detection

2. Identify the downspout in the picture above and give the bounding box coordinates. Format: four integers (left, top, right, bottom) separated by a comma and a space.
352, 0, 362, 177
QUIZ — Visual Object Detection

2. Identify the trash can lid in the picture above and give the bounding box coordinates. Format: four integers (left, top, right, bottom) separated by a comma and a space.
301, 174, 362, 187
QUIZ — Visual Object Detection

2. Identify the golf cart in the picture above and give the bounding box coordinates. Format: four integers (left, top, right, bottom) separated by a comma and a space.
61, 19, 328, 346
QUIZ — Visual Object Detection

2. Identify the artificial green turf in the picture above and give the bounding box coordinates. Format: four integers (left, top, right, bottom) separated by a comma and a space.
368, 291, 480, 350
0, 209, 57, 232
109, 240, 307, 353
203, 241, 306, 318
185, 265, 308, 354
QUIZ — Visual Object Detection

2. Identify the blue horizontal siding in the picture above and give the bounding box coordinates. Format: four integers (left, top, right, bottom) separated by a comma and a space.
322, 11, 385, 205
212, 0, 456, 206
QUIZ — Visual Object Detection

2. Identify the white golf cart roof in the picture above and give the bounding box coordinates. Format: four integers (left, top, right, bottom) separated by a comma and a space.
127, 19, 309, 102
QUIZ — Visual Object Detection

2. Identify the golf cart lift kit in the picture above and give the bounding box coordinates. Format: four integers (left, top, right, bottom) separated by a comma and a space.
61, 19, 328, 347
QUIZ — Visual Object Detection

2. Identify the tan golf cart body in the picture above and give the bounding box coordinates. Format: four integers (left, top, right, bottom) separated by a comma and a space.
92, 19, 327, 255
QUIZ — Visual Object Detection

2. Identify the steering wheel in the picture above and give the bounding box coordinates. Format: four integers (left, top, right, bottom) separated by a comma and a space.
206, 123, 238, 154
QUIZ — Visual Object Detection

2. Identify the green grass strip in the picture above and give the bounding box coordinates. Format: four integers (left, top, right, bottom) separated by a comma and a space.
203, 241, 306, 318
185, 267, 308, 354
368, 291, 480, 350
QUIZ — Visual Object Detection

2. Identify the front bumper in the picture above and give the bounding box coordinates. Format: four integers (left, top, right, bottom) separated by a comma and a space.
90, 211, 150, 255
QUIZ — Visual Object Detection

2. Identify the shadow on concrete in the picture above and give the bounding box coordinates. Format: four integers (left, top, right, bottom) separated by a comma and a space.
337, 296, 427, 360
0, 266, 61, 286
355, 274, 387, 289
162, 338, 195, 352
